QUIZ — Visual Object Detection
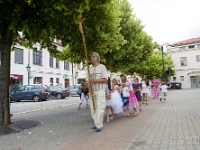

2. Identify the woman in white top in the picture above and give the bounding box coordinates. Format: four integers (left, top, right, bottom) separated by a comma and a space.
141, 76, 150, 105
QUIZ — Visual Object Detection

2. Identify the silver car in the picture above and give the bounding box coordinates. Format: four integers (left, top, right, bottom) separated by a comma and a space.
68, 84, 81, 96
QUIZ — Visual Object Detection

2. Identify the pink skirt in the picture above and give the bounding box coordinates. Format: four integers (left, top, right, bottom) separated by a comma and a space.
126, 91, 139, 108
152, 86, 160, 97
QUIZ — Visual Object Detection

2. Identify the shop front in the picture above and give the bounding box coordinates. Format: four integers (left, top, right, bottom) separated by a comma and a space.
10, 74, 23, 86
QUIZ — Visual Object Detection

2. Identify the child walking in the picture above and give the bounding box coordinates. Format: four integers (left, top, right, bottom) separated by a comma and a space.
120, 74, 139, 116
132, 77, 142, 112
160, 82, 170, 101
110, 78, 123, 115
105, 77, 114, 122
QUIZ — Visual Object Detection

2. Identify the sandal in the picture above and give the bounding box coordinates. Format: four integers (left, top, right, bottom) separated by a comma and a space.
133, 112, 137, 116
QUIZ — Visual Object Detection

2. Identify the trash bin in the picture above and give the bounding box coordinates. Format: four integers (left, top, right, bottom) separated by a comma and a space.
170, 82, 176, 89
175, 82, 182, 89
170, 82, 182, 89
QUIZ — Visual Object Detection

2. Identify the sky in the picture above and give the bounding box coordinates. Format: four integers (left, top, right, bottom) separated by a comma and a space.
128, 0, 200, 44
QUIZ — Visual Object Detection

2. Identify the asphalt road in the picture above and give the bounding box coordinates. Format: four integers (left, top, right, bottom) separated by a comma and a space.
10, 96, 80, 114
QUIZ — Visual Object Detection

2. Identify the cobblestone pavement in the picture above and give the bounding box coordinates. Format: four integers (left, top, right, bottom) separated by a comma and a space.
0, 89, 200, 150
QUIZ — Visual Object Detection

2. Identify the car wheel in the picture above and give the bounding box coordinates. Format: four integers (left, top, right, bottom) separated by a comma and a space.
33, 95, 40, 102
56, 93, 63, 99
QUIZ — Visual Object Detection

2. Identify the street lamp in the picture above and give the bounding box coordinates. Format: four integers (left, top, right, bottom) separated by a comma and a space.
26, 64, 31, 85
154, 44, 171, 81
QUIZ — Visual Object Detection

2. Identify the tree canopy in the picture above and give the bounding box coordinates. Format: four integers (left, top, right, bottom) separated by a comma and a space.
0, 0, 117, 125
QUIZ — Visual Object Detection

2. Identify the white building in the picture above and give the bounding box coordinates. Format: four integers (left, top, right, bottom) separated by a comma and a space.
9, 41, 122, 87
169, 37, 200, 89
10, 41, 73, 88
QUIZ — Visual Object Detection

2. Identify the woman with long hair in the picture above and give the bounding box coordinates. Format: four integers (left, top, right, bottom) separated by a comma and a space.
132, 77, 142, 111
105, 77, 114, 122
120, 74, 139, 116
152, 76, 159, 99
141, 76, 150, 105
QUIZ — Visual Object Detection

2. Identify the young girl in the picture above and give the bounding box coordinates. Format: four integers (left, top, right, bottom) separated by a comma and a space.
120, 74, 139, 116
141, 76, 149, 105
110, 79, 124, 115
132, 77, 142, 112
105, 77, 114, 122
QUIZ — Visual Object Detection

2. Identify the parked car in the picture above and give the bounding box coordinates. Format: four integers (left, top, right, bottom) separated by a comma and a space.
47, 86, 69, 99
68, 84, 81, 96
9, 84, 48, 102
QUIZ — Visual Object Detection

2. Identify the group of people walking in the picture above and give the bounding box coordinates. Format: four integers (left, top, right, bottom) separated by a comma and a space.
78, 52, 169, 132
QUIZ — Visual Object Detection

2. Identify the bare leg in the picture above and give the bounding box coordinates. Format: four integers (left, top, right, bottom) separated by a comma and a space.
110, 107, 114, 119
133, 108, 138, 116
123, 108, 129, 116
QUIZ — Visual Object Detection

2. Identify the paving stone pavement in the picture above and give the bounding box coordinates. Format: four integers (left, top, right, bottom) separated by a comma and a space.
0, 89, 200, 150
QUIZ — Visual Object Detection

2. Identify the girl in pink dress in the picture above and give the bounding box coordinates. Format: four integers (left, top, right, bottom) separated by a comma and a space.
120, 74, 139, 116
152, 76, 159, 99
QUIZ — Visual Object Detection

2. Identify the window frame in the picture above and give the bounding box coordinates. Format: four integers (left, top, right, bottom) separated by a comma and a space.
49, 56, 54, 68
64, 61, 70, 70
196, 55, 200, 62
33, 51, 42, 66
56, 58, 59, 68
14, 47, 24, 64
180, 57, 187, 67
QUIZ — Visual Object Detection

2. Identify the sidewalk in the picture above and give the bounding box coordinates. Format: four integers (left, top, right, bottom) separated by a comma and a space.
0, 89, 200, 150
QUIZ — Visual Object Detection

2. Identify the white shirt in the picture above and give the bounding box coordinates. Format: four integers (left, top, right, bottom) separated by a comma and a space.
86, 64, 108, 91
160, 85, 168, 92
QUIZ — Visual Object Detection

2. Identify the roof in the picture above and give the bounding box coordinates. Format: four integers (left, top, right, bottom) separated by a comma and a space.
169, 37, 200, 47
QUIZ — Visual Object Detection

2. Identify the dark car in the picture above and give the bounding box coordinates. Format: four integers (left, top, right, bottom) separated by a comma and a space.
68, 84, 81, 96
9, 84, 48, 102
47, 86, 69, 99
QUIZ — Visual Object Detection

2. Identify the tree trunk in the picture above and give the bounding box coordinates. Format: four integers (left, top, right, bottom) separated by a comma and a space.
0, 25, 12, 125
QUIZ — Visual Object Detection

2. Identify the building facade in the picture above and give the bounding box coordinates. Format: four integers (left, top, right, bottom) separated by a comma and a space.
10, 41, 73, 88
169, 37, 200, 89
10, 41, 122, 87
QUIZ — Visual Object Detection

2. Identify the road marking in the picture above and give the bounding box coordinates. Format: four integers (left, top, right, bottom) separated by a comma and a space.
12, 102, 77, 116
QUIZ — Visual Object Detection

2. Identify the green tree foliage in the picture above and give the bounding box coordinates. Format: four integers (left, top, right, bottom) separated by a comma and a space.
104, 0, 154, 72
121, 51, 175, 80
59, 0, 125, 64
0, 0, 113, 125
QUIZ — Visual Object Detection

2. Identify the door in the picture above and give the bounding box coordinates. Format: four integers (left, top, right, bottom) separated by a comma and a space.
190, 76, 200, 88
11, 86, 25, 101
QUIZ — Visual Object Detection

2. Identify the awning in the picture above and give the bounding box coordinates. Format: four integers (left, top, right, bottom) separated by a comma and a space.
10, 74, 23, 79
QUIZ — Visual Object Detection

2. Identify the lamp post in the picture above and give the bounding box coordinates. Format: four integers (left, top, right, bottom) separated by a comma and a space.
154, 44, 171, 81
26, 64, 31, 85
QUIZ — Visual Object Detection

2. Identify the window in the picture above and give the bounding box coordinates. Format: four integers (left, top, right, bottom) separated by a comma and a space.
179, 46, 186, 50
56, 58, 59, 68
180, 57, 187, 66
188, 45, 195, 49
34, 77, 42, 84
56, 78, 59, 85
197, 44, 200, 48
77, 63, 81, 70
49, 56, 54, 68
196, 55, 200, 62
14, 48, 23, 64
64, 61, 70, 70
180, 76, 184, 81
173, 77, 176, 81
33, 51, 42, 66
50, 78, 54, 86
